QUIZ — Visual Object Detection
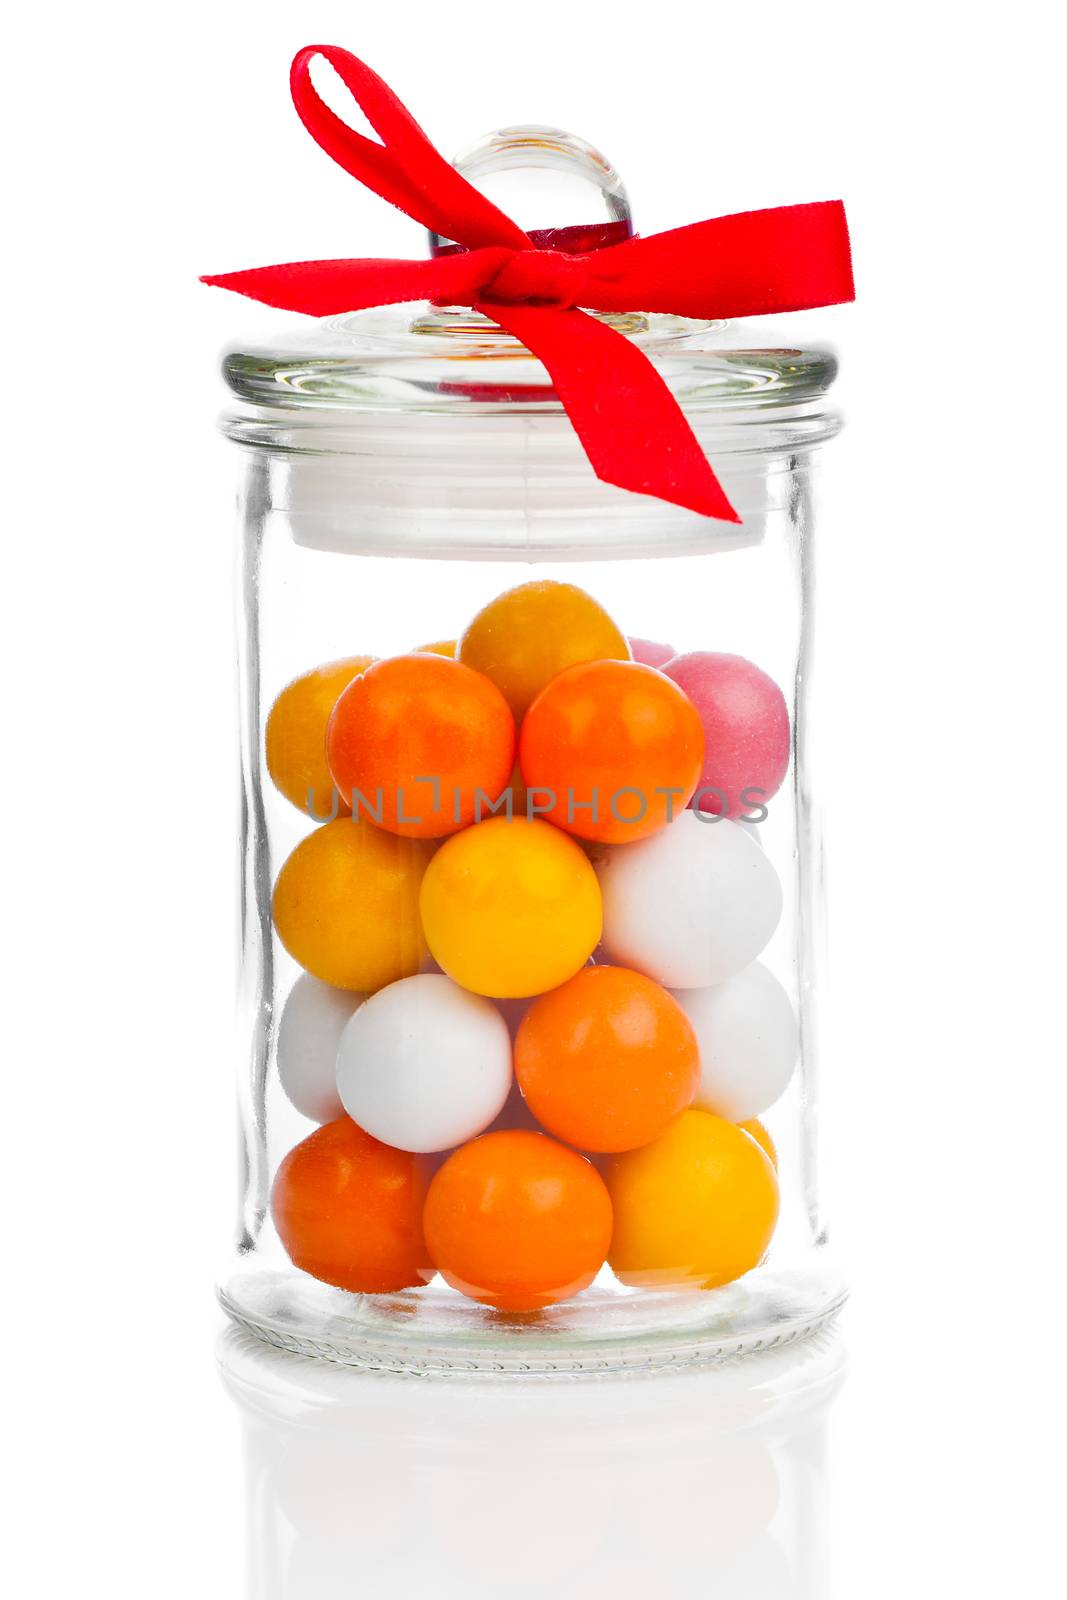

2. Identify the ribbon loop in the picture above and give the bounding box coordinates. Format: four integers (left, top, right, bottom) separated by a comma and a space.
290, 46, 528, 251
204, 45, 855, 521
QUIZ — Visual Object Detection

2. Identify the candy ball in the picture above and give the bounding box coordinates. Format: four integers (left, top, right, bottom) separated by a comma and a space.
265, 655, 374, 819
673, 962, 798, 1122
515, 966, 700, 1153
628, 637, 676, 668
326, 653, 515, 839
414, 639, 456, 657
519, 660, 704, 844
662, 652, 790, 820
271, 1117, 433, 1293
596, 811, 782, 987
604, 1109, 779, 1289
277, 973, 365, 1123
741, 1118, 778, 1169
458, 580, 630, 720
336, 974, 513, 1153
272, 818, 430, 992
420, 816, 602, 998
424, 1130, 613, 1310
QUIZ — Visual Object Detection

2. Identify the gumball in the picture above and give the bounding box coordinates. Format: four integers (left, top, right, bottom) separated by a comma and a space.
415, 639, 456, 657
741, 1118, 778, 1169
326, 653, 515, 839
604, 1109, 779, 1289
272, 818, 429, 992
277, 973, 364, 1123
629, 637, 676, 668
519, 660, 704, 844
662, 652, 790, 820
336, 974, 513, 1153
423, 1130, 613, 1310
673, 962, 798, 1122
419, 816, 602, 998
515, 966, 700, 1153
265, 655, 374, 819
458, 579, 630, 720
596, 811, 782, 987
271, 1117, 433, 1293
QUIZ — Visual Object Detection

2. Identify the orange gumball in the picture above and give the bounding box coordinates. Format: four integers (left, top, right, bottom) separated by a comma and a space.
423, 1130, 613, 1310
271, 1117, 433, 1293
272, 817, 429, 992
266, 655, 375, 819
515, 966, 700, 1153
415, 639, 457, 658
326, 653, 516, 838
519, 659, 704, 844
459, 580, 630, 720
605, 1110, 779, 1290
419, 816, 601, 999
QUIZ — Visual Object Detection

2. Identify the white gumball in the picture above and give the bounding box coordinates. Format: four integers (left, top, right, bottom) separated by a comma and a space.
336, 974, 513, 1153
596, 811, 782, 987
673, 962, 798, 1121
276, 973, 366, 1123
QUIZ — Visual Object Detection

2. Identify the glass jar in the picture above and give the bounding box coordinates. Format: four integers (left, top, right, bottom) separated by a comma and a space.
216, 130, 846, 1375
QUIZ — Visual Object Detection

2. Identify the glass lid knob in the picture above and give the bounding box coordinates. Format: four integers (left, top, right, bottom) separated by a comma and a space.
427, 125, 633, 254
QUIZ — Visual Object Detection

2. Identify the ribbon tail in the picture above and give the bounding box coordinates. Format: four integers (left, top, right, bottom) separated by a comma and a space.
483, 304, 741, 523
201, 250, 510, 316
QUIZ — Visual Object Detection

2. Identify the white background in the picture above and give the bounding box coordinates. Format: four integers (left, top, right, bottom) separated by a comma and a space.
5, 2, 1065, 1595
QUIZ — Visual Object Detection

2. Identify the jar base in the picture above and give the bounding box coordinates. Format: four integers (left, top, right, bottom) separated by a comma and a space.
219, 1259, 847, 1378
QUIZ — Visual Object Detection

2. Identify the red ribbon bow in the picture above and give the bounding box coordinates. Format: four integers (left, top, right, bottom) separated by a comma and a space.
203, 45, 855, 523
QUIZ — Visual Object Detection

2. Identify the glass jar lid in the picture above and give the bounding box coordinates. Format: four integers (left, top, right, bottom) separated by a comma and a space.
219, 123, 840, 557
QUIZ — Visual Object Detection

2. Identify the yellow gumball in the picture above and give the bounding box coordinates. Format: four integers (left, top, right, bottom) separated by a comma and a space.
740, 1118, 778, 1169
273, 818, 430, 992
419, 816, 601, 998
604, 1110, 779, 1290
266, 656, 375, 819
415, 639, 457, 658
458, 581, 630, 720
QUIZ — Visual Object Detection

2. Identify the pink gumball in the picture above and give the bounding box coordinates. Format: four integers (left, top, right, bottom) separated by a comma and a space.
628, 637, 676, 669
662, 652, 790, 819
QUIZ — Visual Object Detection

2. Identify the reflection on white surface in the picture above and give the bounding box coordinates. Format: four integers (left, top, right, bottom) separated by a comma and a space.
218, 1327, 845, 1599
